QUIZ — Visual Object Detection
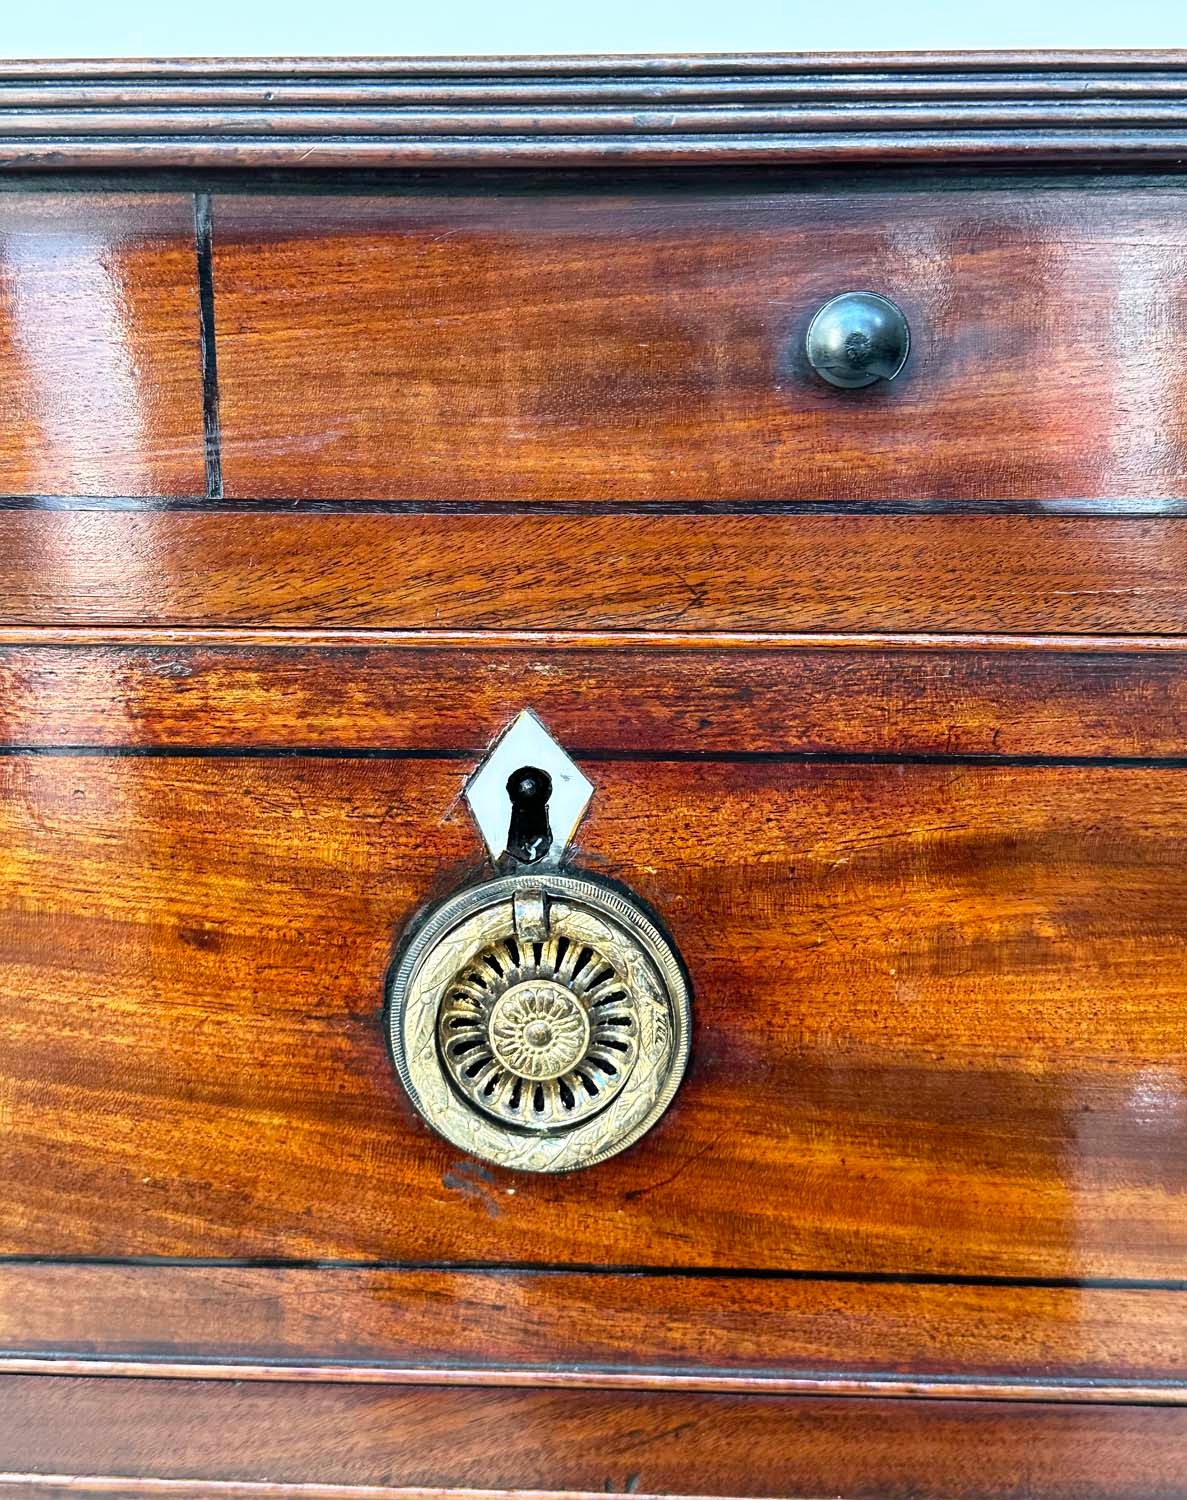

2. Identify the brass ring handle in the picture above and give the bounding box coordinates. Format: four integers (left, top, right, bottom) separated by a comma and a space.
387, 711, 692, 1174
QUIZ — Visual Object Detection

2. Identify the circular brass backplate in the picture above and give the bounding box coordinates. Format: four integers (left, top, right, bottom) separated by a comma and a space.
387, 871, 691, 1173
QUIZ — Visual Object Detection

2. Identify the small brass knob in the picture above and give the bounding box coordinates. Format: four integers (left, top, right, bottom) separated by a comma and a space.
805, 291, 910, 388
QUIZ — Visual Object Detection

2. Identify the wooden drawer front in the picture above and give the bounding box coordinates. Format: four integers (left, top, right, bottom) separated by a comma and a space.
3, 1377, 1187, 1500
0, 193, 206, 497
5, 511, 1187, 636
4, 1264, 1185, 1390
213, 179, 1187, 501
2, 649, 1186, 1278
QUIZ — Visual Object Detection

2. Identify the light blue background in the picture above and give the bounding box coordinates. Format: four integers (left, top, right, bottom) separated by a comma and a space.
2, 0, 1184, 60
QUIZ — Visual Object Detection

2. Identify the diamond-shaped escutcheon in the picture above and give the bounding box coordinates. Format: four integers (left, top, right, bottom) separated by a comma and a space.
464, 709, 594, 866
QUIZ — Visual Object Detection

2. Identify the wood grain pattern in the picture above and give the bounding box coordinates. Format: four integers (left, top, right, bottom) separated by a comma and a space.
0, 195, 205, 497
214, 182, 1187, 500
7, 55, 1187, 1489
2, 754, 1187, 1275
4, 642, 1187, 756
5, 512, 1187, 635
2, 1265, 1185, 1395
3, 1377, 1187, 1499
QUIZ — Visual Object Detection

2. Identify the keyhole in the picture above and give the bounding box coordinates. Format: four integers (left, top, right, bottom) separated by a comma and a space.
506, 766, 553, 865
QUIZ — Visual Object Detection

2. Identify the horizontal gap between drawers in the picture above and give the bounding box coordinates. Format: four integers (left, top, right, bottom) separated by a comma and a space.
3, 745, 1187, 770
2, 165, 1185, 193
0, 1359, 1185, 1406
4, 494, 1187, 517
2, 1257, 1186, 1291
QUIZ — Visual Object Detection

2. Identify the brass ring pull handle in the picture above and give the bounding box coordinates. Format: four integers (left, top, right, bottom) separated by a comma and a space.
387, 711, 692, 1173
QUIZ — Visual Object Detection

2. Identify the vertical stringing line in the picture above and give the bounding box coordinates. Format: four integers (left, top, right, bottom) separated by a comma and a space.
194, 193, 223, 500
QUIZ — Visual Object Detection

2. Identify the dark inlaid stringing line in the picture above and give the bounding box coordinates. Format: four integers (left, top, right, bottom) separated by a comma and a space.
1, 1254, 1186, 1292
193, 192, 223, 500
4, 494, 1187, 517
3, 746, 1187, 769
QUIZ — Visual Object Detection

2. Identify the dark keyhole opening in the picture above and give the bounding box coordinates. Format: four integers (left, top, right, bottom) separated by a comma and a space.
506, 765, 553, 865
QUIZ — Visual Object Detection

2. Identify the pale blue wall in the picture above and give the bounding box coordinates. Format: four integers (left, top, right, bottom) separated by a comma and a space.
4, 0, 1184, 59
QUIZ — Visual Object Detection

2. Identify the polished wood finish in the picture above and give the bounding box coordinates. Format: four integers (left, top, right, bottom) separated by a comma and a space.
2, 753, 1186, 1275
214, 182, 1187, 501
5, 511, 1187, 634
6, 56, 1187, 169
2, 1265, 1185, 1397
6, 57, 1187, 1490
4, 641, 1187, 756
3, 1377, 1187, 1499
0, 195, 205, 497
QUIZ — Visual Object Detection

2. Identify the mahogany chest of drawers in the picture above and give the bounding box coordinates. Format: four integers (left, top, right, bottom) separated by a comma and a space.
2, 50, 1187, 1499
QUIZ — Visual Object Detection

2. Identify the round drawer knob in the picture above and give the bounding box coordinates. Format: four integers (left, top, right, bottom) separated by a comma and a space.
805, 291, 910, 388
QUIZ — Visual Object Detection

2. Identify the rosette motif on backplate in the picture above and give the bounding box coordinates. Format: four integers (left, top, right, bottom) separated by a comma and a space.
387, 711, 691, 1173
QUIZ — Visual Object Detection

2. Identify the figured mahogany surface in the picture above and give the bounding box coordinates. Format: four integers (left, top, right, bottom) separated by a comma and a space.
3, 641, 1187, 757
3, 1264, 1186, 1394
4, 511, 1187, 635
212, 180, 1187, 501
0, 194, 205, 497
5, 118, 1187, 1489
3, 1377, 1187, 1500
2, 751, 1186, 1275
